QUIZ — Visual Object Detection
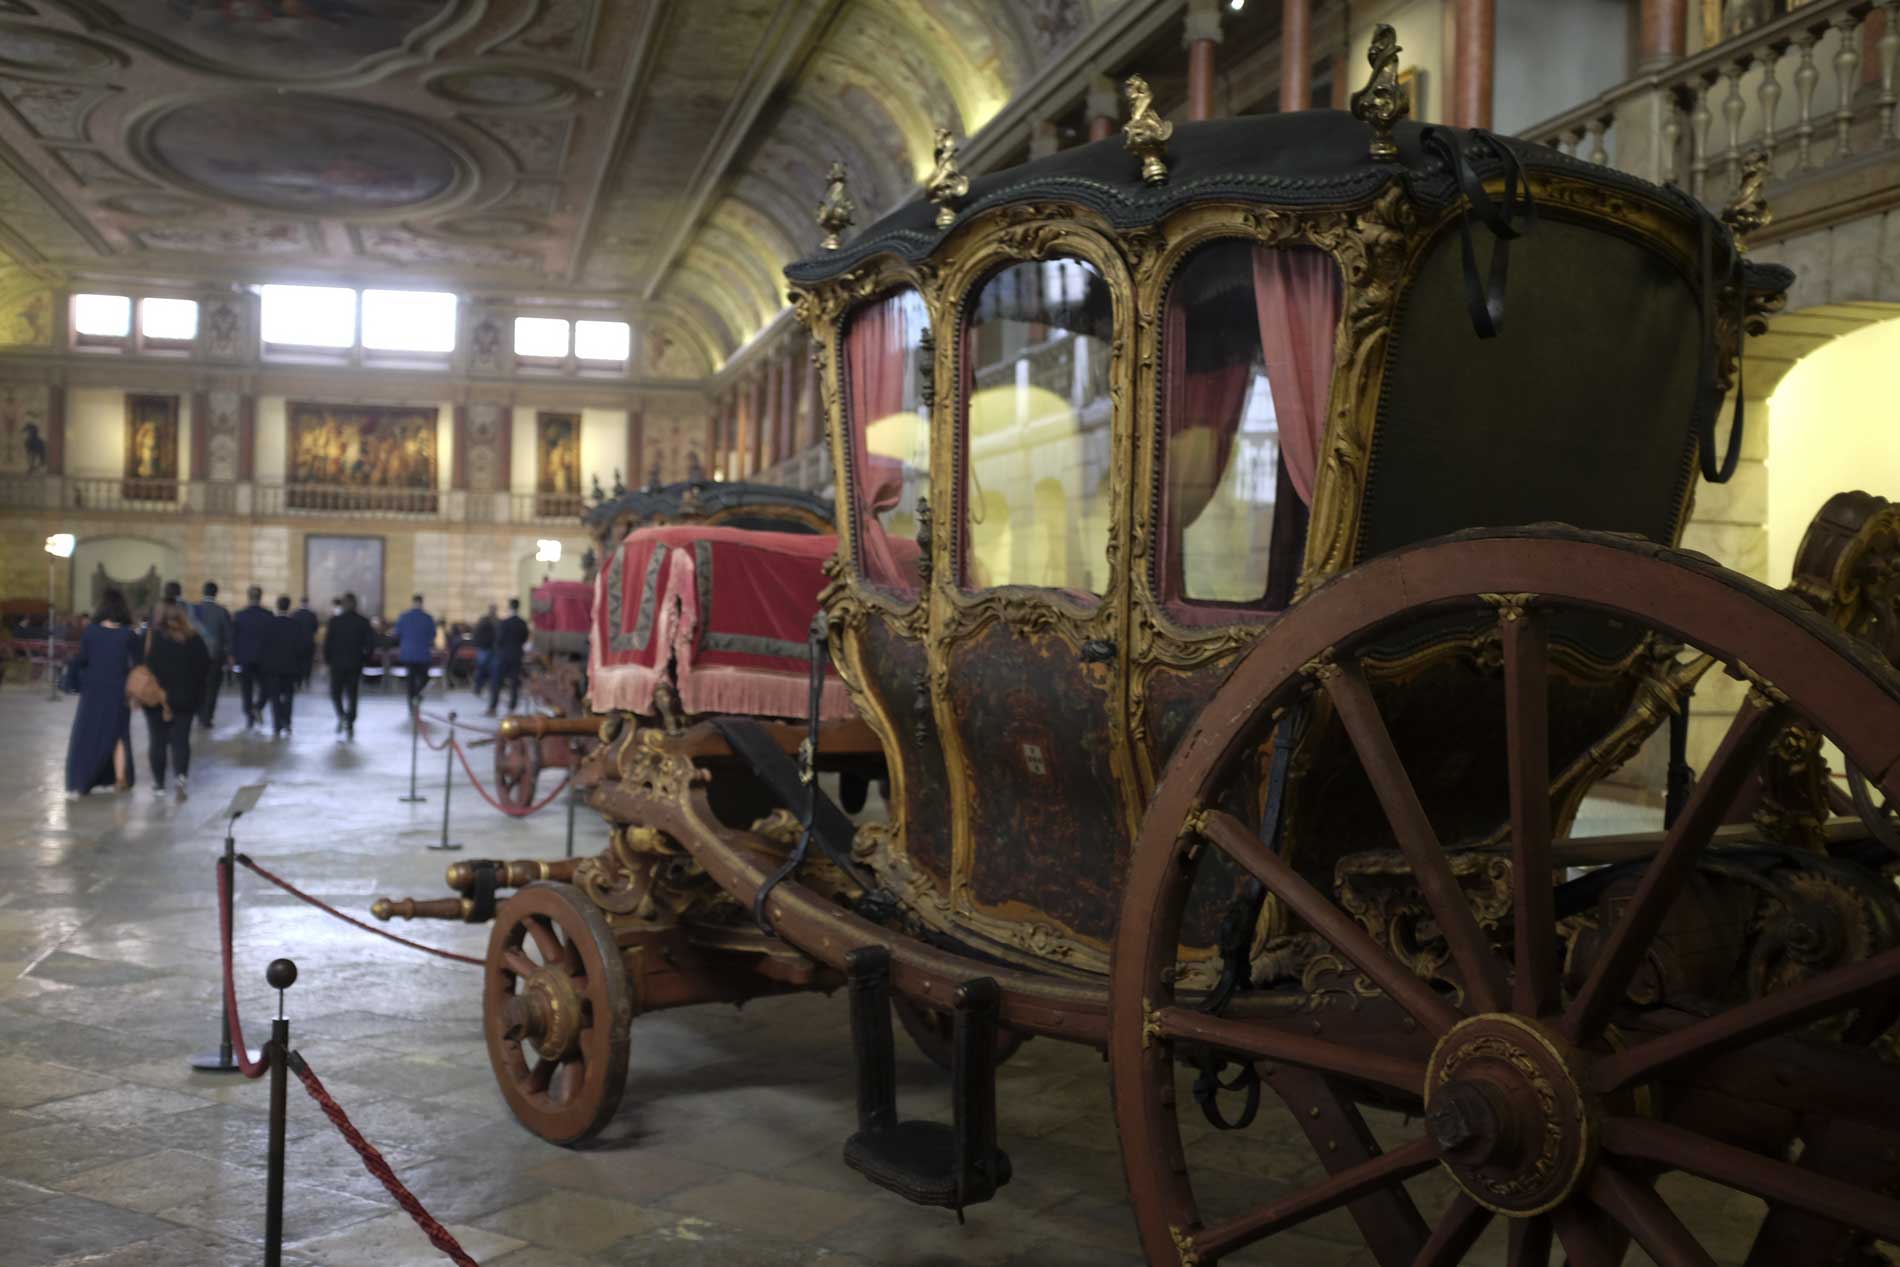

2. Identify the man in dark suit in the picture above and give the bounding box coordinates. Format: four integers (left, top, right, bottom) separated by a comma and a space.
192, 581, 232, 729
230, 585, 274, 730
323, 592, 376, 741
291, 596, 319, 689
393, 593, 437, 709
262, 595, 308, 739
486, 597, 529, 717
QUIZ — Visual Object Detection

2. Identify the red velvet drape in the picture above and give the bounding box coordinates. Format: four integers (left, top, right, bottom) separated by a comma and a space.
1254, 246, 1342, 506
1158, 299, 1254, 604
845, 294, 915, 594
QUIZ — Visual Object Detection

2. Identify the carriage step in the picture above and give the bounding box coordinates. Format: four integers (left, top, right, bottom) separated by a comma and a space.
841, 947, 1011, 1216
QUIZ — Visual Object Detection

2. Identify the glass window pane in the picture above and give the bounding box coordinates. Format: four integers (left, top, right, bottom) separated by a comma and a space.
843, 288, 929, 596
73, 293, 131, 337
361, 289, 456, 353
140, 297, 198, 341
1160, 241, 1340, 611
514, 316, 569, 358
574, 319, 630, 361
962, 258, 1113, 595
260, 284, 356, 348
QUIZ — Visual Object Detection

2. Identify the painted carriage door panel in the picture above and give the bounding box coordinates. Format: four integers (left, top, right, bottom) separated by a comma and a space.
860, 620, 955, 893
945, 255, 1132, 949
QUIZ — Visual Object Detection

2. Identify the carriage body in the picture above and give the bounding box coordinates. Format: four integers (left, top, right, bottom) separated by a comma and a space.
787, 109, 1778, 982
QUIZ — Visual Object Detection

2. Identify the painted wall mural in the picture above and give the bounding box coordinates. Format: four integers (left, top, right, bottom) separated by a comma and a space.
536, 410, 580, 496
146, 96, 460, 214
465, 401, 504, 493
306, 534, 387, 619
0, 382, 49, 475
96, 2, 448, 78
287, 402, 438, 489
642, 415, 709, 488
205, 389, 241, 481
124, 394, 179, 493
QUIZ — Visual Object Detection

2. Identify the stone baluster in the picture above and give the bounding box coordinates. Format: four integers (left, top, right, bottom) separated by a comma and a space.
1756, 41, 1784, 165
1720, 58, 1749, 190
1793, 27, 1821, 169
1585, 114, 1610, 165
1878, 0, 1900, 143
1689, 72, 1716, 197
1832, 12, 1863, 159
1661, 85, 1685, 185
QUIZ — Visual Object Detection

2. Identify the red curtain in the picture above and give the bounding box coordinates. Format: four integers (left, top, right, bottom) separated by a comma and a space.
1158, 296, 1254, 605
1254, 246, 1342, 506
845, 293, 915, 593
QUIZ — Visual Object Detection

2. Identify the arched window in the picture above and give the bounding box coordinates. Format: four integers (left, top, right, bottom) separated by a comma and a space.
1156, 240, 1341, 617
842, 286, 930, 597
960, 257, 1114, 595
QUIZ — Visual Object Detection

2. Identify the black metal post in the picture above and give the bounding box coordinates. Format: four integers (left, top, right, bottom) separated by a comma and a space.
399, 703, 426, 803
263, 958, 296, 1267
1665, 691, 1695, 830
429, 711, 462, 852
564, 775, 577, 859
192, 830, 244, 1072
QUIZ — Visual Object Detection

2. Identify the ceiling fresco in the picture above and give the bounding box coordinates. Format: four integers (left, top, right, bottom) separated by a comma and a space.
0, 0, 1105, 377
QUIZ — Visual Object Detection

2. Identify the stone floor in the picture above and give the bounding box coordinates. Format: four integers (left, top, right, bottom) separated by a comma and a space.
0, 678, 1749, 1266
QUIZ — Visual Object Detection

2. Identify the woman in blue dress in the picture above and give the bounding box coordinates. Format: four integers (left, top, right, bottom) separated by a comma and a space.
64, 587, 138, 797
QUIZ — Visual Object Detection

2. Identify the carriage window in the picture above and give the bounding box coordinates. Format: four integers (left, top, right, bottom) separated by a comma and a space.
843, 287, 930, 597
962, 257, 1113, 595
1159, 241, 1340, 612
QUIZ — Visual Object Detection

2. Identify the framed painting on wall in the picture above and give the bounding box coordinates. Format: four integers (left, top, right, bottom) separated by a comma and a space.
305, 534, 386, 620
536, 410, 583, 516
124, 393, 180, 502
286, 401, 438, 512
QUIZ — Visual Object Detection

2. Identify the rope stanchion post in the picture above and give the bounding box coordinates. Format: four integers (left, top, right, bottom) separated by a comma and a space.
564, 763, 577, 859
192, 786, 265, 1072
430, 711, 463, 852
399, 701, 427, 804
263, 957, 297, 1267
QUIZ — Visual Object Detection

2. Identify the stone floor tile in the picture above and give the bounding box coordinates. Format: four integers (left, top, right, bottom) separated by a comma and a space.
26, 1082, 214, 1131
486, 1248, 602, 1267
7, 1193, 177, 1267
383, 1149, 563, 1224
294, 1209, 527, 1267
523, 1150, 728, 1207
2, 1121, 166, 1185
595, 1215, 832, 1267
662, 1172, 886, 1244
476, 1189, 658, 1253
155, 1175, 389, 1243
0, 1056, 118, 1109
41, 1225, 317, 1267
55, 1147, 247, 1214
0, 1174, 61, 1212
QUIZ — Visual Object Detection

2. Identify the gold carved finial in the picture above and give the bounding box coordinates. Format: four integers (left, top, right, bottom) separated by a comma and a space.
1350, 23, 1409, 161
1122, 73, 1172, 186
926, 126, 968, 230
1722, 149, 1774, 251
816, 161, 856, 251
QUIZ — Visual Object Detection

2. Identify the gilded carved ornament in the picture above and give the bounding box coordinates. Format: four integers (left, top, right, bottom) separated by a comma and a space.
1721, 149, 1774, 249
1122, 74, 1171, 186
1350, 24, 1409, 162
926, 127, 968, 230
816, 161, 856, 251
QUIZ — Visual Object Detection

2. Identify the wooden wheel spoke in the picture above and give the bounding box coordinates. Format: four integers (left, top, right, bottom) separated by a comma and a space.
502, 949, 537, 980
550, 1057, 580, 1106
1154, 1006, 1425, 1098
1186, 1136, 1440, 1261
1588, 1162, 1716, 1267
525, 914, 563, 963
1412, 1193, 1492, 1266
1550, 1201, 1628, 1267
1561, 698, 1789, 1043
1202, 810, 1462, 1036
1603, 1116, 1900, 1245
526, 1055, 554, 1093
1597, 941, 1900, 1092
1500, 608, 1557, 1016
1507, 1215, 1552, 1267
1321, 662, 1509, 1014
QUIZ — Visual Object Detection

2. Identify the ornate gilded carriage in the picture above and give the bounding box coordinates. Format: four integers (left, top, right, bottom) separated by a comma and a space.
376, 46, 1900, 1266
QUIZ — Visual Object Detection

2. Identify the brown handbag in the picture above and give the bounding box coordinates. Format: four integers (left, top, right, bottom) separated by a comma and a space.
126, 628, 169, 717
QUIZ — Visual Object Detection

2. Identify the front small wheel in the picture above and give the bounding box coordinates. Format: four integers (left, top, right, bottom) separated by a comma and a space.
495, 733, 543, 810
484, 882, 632, 1145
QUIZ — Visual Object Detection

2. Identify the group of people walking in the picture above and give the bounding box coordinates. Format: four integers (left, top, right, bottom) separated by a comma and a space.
61, 582, 537, 797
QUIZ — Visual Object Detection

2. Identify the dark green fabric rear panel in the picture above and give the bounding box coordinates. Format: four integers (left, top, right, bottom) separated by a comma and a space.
1359, 218, 1702, 559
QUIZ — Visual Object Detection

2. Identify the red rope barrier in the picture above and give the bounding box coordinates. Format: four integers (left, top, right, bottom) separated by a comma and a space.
290, 1052, 481, 1267
416, 709, 499, 739
215, 858, 271, 1080
237, 854, 483, 967
448, 737, 573, 818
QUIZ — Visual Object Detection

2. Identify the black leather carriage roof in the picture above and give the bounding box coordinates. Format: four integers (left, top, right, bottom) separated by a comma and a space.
786, 110, 1742, 285
583, 479, 833, 530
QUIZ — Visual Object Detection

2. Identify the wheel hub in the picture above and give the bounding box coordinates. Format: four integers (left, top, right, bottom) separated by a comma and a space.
503, 968, 583, 1061
1425, 1013, 1596, 1216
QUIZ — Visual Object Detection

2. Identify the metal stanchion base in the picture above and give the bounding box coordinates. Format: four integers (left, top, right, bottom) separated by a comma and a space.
191, 1048, 263, 1072
399, 794, 428, 803
427, 841, 463, 851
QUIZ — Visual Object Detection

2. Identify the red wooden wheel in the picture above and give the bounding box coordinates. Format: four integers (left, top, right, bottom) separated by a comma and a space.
495, 733, 542, 810
484, 882, 632, 1145
893, 995, 1028, 1072
1110, 529, 1900, 1266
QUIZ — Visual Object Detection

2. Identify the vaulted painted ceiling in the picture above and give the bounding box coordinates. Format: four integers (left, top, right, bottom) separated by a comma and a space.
0, 0, 1102, 378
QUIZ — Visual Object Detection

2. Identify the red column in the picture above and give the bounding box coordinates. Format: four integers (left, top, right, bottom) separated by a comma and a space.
1637, 0, 1686, 70
451, 405, 468, 490
1184, 0, 1223, 121
1280, 0, 1312, 112
1454, 0, 1495, 130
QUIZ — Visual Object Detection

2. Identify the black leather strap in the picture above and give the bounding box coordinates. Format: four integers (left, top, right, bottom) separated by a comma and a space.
1690, 216, 1747, 485
1420, 127, 1536, 339
750, 615, 845, 933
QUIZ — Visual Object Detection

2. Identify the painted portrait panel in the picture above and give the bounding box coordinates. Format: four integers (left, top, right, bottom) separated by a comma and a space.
288, 402, 437, 489
124, 393, 180, 499
536, 411, 581, 495
306, 535, 386, 620
0, 382, 49, 475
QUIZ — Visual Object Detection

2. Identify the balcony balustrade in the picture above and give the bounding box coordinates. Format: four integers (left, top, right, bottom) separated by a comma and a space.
0, 474, 592, 525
